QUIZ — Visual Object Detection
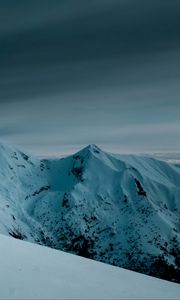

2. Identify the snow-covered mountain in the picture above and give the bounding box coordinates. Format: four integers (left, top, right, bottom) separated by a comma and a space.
0, 141, 179, 283
0, 234, 180, 300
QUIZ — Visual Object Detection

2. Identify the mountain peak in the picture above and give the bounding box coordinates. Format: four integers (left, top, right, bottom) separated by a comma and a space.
73, 144, 103, 158
86, 144, 102, 153
74, 144, 103, 160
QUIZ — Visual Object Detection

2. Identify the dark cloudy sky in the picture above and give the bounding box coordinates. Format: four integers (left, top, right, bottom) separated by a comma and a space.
0, 0, 180, 155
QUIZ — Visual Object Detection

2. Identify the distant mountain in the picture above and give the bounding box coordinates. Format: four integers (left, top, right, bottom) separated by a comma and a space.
0, 141, 179, 282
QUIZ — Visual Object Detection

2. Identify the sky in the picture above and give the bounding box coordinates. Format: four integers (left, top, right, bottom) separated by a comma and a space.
0, 0, 180, 156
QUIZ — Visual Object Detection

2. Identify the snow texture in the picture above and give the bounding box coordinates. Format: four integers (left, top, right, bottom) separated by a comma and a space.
0, 234, 179, 299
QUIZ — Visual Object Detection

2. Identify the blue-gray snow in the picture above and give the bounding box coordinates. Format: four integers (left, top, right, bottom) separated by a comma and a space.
0, 234, 179, 299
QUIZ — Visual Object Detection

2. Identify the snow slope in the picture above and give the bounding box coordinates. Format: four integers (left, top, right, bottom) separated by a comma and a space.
0, 234, 179, 300
0, 141, 179, 282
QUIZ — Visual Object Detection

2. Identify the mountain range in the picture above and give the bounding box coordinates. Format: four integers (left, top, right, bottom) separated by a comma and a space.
0, 141, 179, 283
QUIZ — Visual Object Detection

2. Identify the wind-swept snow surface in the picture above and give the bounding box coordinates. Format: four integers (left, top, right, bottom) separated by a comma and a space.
0, 141, 179, 282
0, 234, 179, 300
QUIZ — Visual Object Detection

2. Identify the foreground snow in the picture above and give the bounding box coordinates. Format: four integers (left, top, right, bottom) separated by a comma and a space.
0, 234, 179, 299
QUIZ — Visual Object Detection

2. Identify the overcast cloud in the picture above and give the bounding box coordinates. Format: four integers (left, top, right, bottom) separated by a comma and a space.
0, 0, 180, 155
